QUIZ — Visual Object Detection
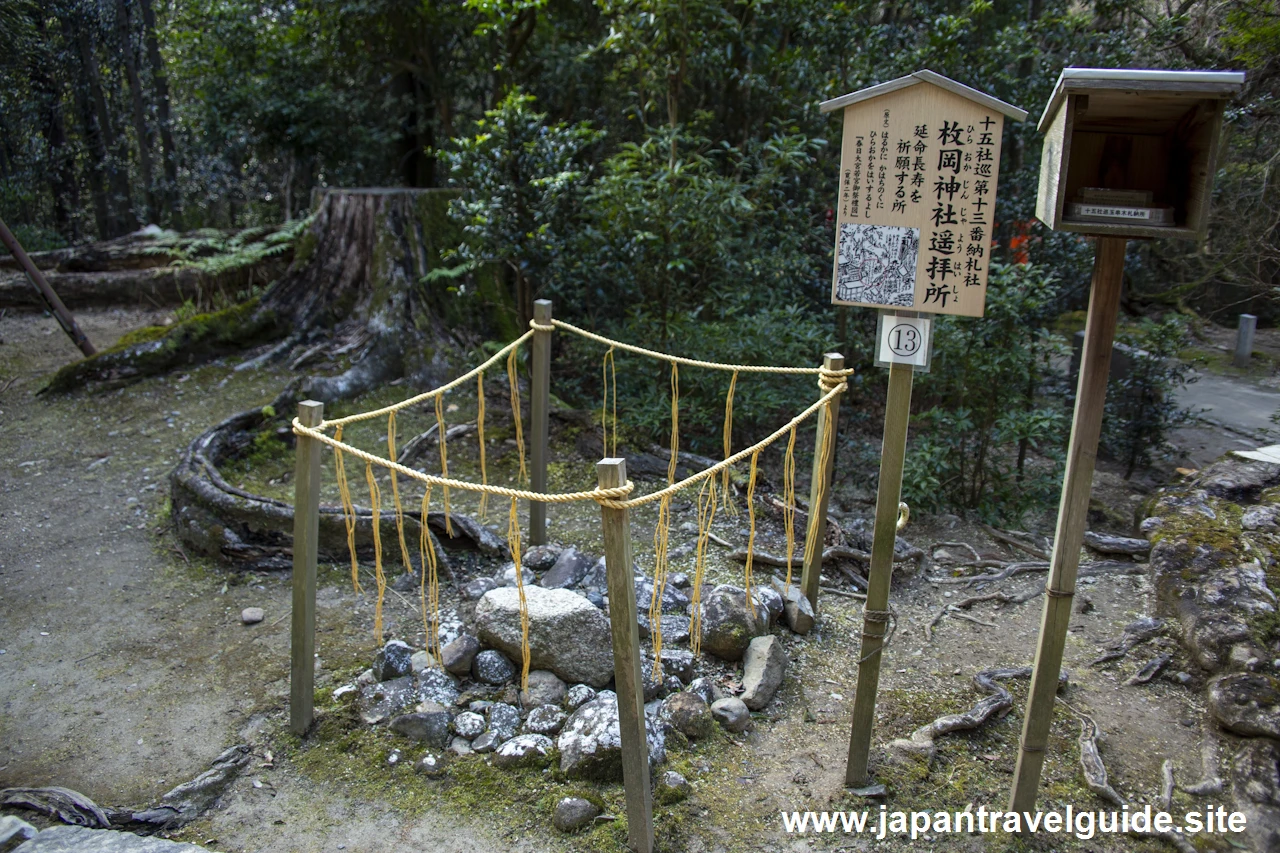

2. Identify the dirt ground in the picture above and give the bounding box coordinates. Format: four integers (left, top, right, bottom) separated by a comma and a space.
0, 308, 1254, 853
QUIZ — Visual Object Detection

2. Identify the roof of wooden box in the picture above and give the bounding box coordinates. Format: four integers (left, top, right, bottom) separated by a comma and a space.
819, 69, 1028, 122
1037, 67, 1246, 132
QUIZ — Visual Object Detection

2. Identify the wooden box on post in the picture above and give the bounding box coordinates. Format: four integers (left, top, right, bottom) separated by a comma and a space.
1035, 68, 1245, 240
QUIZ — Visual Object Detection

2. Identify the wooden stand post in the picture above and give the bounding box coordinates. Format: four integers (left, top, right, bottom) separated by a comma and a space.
530, 299, 553, 545
1009, 237, 1126, 812
800, 352, 845, 610
0, 217, 96, 357
844, 361, 913, 787
597, 458, 653, 853
290, 400, 324, 737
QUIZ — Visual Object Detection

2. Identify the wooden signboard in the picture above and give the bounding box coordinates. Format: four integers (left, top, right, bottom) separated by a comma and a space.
821, 71, 1028, 317
821, 72, 1027, 793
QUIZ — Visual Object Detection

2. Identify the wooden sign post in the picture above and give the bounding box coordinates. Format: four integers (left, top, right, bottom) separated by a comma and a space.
816, 70, 1027, 789
1010, 66, 1244, 814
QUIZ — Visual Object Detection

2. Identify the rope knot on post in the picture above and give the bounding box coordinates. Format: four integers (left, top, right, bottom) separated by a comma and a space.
528, 319, 555, 332
818, 367, 853, 393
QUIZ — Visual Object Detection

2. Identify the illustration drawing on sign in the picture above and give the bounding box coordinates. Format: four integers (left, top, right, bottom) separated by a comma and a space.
835, 223, 919, 307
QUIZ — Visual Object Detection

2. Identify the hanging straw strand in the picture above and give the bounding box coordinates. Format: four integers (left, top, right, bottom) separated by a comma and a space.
434, 395, 453, 537
387, 412, 414, 573
800, 400, 836, 577
332, 425, 362, 594
419, 486, 441, 666
364, 461, 386, 643
476, 372, 489, 520
721, 370, 739, 516
507, 496, 531, 691
601, 347, 618, 457
784, 424, 798, 590
649, 493, 673, 679
744, 449, 760, 603
688, 473, 719, 658
667, 362, 680, 484
507, 346, 528, 483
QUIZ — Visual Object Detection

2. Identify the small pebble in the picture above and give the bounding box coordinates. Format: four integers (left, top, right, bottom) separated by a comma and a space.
241, 607, 265, 625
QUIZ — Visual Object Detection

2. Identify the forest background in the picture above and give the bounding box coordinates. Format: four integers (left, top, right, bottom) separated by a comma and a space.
1, 0, 1277, 520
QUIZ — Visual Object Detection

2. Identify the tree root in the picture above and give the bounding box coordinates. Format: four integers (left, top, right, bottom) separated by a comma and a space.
980, 524, 1051, 560
1, 745, 251, 833
1126, 653, 1172, 685
886, 667, 1065, 764
924, 589, 1044, 641
1066, 704, 1125, 806
169, 386, 500, 573
1090, 617, 1166, 666
927, 559, 1144, 587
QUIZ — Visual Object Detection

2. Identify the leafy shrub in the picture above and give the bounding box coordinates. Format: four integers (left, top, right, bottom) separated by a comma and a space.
1099, 316, 1193, 478
902, 262, 1070, 522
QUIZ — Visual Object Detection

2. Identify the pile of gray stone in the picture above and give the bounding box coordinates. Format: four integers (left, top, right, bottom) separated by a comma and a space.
335, 541, 807, 827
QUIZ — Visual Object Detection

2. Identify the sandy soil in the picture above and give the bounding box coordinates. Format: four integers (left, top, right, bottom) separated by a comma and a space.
0, 309, 1245, 852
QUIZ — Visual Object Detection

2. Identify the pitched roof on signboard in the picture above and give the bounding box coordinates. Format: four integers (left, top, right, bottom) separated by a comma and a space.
819, 70, 1029, 122
1037, 67, 1246, 131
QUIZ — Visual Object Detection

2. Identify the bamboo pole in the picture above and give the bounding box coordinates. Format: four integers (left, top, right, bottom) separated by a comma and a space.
0, 217, 96, 356
530, 299, 553, 545
800, 352, 845, 610
1009, 236, 1127, 812
597, 457, 654, 853
845, 360, 913, 787
290, 400, 324, 737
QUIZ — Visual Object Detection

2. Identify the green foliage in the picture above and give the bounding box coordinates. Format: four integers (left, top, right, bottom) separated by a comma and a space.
437, 90, 603, 302
903, 263, 1070, 522
4, 223, 67, 253
1100, 316, 1194, 478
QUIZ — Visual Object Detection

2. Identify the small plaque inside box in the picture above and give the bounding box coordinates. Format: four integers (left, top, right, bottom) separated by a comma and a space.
1066, 202, 1175, 225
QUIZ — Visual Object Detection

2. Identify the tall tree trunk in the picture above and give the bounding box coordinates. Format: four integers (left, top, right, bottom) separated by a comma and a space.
138, 0, 179, 225
72, 10, 136, 237
116, 0, 157, 224
62, 13, 111, 239
29, 9, 79, 241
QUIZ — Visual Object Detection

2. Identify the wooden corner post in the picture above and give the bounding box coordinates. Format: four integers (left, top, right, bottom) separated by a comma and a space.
845, 359, 914, 787
597, 458, 654, 853
800, 352, 845, 610
1009, 237, 1127, 812
290, 400, 324, 737
530, 299, 553, 545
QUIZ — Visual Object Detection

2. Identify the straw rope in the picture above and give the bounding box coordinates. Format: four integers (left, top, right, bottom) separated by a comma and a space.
297, 319, 853, 657
321, 331, 533, 427
293, 380, 845, 511
547, 318, 854, 378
